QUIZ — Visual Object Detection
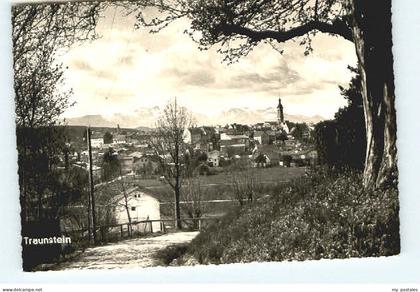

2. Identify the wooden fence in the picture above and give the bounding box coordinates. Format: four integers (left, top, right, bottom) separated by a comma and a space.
62, 216, 222, 247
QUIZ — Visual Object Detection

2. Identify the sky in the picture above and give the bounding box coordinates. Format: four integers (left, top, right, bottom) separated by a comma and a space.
59, 6, 358, 120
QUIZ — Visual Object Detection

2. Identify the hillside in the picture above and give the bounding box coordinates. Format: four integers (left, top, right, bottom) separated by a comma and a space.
179, 172, 399, 265
65, 115, 116, 128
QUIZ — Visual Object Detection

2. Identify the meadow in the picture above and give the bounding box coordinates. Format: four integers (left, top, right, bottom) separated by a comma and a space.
97, 166, 307, 221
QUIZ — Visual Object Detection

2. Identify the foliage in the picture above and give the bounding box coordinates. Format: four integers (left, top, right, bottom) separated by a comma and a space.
154, 243, 189, 266
188, 171, 399, 264
16, 127, 67, 221
335, 67, 366, 170
134, 159, 157, 178
255, 153, 267, 166
281, 155, 292, 167
103, 131, 113, 144
289, 123, 311, 142
13, 2, 102, 232
101, 148, 120, 181
314, 68, 366, 171
184, 150, 209, 177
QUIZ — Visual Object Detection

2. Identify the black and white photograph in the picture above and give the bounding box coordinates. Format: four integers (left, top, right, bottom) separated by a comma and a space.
11, 0, 400, 272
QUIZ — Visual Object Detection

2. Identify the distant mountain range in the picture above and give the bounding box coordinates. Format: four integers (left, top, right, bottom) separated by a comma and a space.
64, 107, 326, 128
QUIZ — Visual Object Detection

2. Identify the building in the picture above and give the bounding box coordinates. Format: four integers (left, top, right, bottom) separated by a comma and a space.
254, 144, 281, 167
90, 133, 104, 148
220, 133, 249, 155
72, 162, 102, 182
184, 126, 217, 152
113, 134, 127, 145
253, 131, 270, 145
132, 154, 159, 175
277, 97, 284, 124
118, 155, 134, 175
207, 150, 220, 167
113, 188, 161, 233
278, 149, 318, 167
277, 98, 290, 134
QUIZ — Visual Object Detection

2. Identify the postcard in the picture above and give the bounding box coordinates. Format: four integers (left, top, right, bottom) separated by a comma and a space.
11, 0, 399, 271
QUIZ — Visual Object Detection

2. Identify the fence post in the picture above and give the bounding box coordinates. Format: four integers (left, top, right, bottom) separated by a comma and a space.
120, 224, 123, 239
198, 218, 201, 231
150, 221, 153, 234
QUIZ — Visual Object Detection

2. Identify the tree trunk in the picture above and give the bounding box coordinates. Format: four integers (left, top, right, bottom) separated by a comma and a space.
120, 170, 132, 237
124, 198, 132, 237
174, 181, 182, 229
348, 0, 398, 189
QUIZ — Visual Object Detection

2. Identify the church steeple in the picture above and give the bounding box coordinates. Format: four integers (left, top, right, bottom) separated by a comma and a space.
277, 98, 284, 124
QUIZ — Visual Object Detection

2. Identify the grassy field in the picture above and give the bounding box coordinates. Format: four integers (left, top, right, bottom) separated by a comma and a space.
96, 166, 306, 220
137, 166, 306, 200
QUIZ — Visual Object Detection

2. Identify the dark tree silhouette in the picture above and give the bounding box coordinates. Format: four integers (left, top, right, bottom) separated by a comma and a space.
335, 67, 366, 170
314, 66, 365, 171
103, 131, 113, 144
102, 148, 120, 181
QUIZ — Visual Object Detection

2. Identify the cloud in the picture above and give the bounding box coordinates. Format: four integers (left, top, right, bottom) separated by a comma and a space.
60, 6, 357, 120
222, 61, 301, 92
160, 62, 216, 87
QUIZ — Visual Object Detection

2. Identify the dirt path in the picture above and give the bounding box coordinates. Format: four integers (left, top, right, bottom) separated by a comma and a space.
56, 231, 199, 270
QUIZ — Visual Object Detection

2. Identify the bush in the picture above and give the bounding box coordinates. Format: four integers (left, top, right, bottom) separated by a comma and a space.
187, 171, 400, 264
154, 243, 189, 266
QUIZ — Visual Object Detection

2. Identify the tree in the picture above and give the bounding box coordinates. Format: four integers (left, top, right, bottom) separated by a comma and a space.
335, 67, 366, 170
150, 98, 193, 229
227, 158, 261, 205
12, 2, 102, 226
103, 131, 113, 144
255, 153, 267, 167
290, 123, 309, 141
183, 175, 206, 229
117, 170, 133, 237
314, 120, 340, 168
102, 148, 120, 181
276, 131, 288, 144
134, 0, 397, 189
314, 67, 366, 171
12, 2, 101, 128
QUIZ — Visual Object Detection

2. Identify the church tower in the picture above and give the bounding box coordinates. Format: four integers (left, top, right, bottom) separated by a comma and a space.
277, 98, 284, 124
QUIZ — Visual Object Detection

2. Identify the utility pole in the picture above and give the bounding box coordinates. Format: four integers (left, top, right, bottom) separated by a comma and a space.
87, 127, 98, 244
87, 183, 92, 243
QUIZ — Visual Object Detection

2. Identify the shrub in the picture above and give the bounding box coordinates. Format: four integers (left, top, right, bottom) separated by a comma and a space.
187, 171, 399, 264
154, 243, 189, 266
